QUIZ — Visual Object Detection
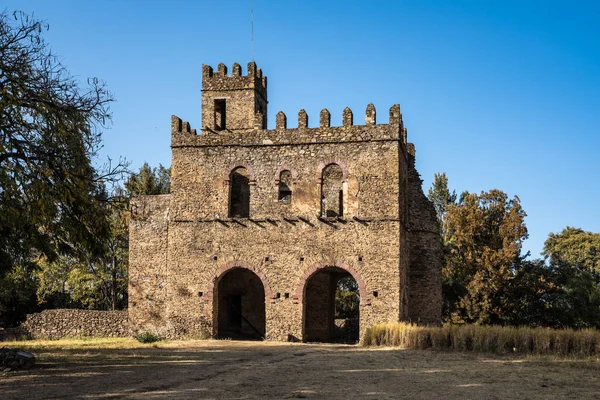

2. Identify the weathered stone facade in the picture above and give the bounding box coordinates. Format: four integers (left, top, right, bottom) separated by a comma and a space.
129, 61, 442, 341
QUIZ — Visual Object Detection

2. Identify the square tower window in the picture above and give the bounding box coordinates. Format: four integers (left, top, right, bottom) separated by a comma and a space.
214, 99, 226, 131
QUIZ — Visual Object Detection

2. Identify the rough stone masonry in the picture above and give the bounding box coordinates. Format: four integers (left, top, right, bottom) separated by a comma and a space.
128, 61, 442, 341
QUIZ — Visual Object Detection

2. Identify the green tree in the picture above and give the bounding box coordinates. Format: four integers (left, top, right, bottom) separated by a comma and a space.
443, 189, 528, 324
427, 172, 457, 230
36, 190, 129, 311
500, 258, 562, 327
544, 227, 600, 275
35, 163, 170, 312
335, 276, 359, 319
0, 266, 38, 327
125, 162, 170, 196
540, 227, 600, 328
0, 11, 125, 279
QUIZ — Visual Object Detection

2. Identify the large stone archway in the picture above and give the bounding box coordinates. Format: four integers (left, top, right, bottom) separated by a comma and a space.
299, 264, 365, 343
213, 266, 267, 340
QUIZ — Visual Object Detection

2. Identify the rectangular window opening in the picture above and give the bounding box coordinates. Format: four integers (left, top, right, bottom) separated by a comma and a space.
214, 99, 226, 131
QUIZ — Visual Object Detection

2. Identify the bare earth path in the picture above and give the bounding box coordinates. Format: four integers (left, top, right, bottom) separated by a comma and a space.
1, 340, 599, 399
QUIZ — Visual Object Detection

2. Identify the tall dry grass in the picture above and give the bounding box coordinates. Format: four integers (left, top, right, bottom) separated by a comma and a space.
362, 323, 600, 357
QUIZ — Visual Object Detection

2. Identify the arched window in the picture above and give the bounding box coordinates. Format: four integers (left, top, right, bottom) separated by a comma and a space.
321, 163, 344, 217
229, 167, 250, 218
278, 170, 292, 202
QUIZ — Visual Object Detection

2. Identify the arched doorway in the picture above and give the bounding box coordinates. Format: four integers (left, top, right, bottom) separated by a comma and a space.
215, 268, 265, 340
303, 267, 360, 343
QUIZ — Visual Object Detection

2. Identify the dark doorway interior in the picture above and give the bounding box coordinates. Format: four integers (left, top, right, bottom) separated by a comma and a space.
217, 268, 265, 340
304, 267, 360, 343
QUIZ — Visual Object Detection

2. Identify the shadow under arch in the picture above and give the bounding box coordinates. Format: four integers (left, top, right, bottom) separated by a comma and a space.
211, 262, 271, 340
297, 263, 366, 343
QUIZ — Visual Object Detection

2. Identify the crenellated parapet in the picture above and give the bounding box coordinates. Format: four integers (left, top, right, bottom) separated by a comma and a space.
278, 104, 404, 130
202, 61, 267, 95
171, 115, 198, 135
174, 103, 409, 148
173, 104, 409, 154
176, 103, 404, 136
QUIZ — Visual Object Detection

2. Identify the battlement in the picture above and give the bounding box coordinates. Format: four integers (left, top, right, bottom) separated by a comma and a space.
202, 61, 267, 93
275, 104, 405, 132
171, 115, 197, 135
173, 103, 409, 154
195, 62, 408, 143
174, 104, 403, 133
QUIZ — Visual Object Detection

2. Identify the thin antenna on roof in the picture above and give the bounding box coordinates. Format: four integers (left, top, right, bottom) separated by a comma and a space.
250, 0, 255, 61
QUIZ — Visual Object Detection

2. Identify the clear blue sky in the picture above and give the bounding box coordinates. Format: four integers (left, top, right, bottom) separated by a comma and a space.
8, 0, 600, 258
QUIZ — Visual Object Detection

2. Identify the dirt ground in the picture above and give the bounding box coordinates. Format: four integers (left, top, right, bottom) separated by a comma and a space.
1, 339, 599, 399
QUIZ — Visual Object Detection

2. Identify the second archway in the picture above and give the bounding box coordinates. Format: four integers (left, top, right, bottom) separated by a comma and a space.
303, 266, 360, 343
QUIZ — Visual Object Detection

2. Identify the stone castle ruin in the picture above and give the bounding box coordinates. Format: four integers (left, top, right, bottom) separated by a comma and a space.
128, 61, 442, 342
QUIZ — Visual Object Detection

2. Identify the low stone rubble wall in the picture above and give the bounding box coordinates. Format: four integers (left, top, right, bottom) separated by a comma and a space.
18, 309, 130, 339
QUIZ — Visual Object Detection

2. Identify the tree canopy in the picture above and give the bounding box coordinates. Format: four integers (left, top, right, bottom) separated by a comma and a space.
33, 163, 170, 314
427, 172, 456, 229
0, 10, 125, 277
0, 10, 134, 325
430, 173, 600, 329
540, 227, 600, 328
124, 162, 170, 196
442, 189, 528, 324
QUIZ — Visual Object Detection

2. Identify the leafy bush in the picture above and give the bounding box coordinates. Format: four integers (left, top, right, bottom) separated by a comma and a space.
135, 331, 162, 344
363, 323, 600, 357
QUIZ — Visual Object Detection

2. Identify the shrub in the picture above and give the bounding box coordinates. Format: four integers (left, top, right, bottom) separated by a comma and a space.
135, 331, 162, 344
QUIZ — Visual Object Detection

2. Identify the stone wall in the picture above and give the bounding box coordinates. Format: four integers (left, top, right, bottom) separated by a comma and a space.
129, 194, 170, 336
18, 309, 129, 339
406, 147, 443, 324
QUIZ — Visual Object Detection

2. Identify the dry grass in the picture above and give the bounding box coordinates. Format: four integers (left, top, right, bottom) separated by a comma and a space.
363, 323, 600, 358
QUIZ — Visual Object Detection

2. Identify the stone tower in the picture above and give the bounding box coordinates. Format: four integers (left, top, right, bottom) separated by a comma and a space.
129, 62, 442, 342
201, 61, 268, 132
